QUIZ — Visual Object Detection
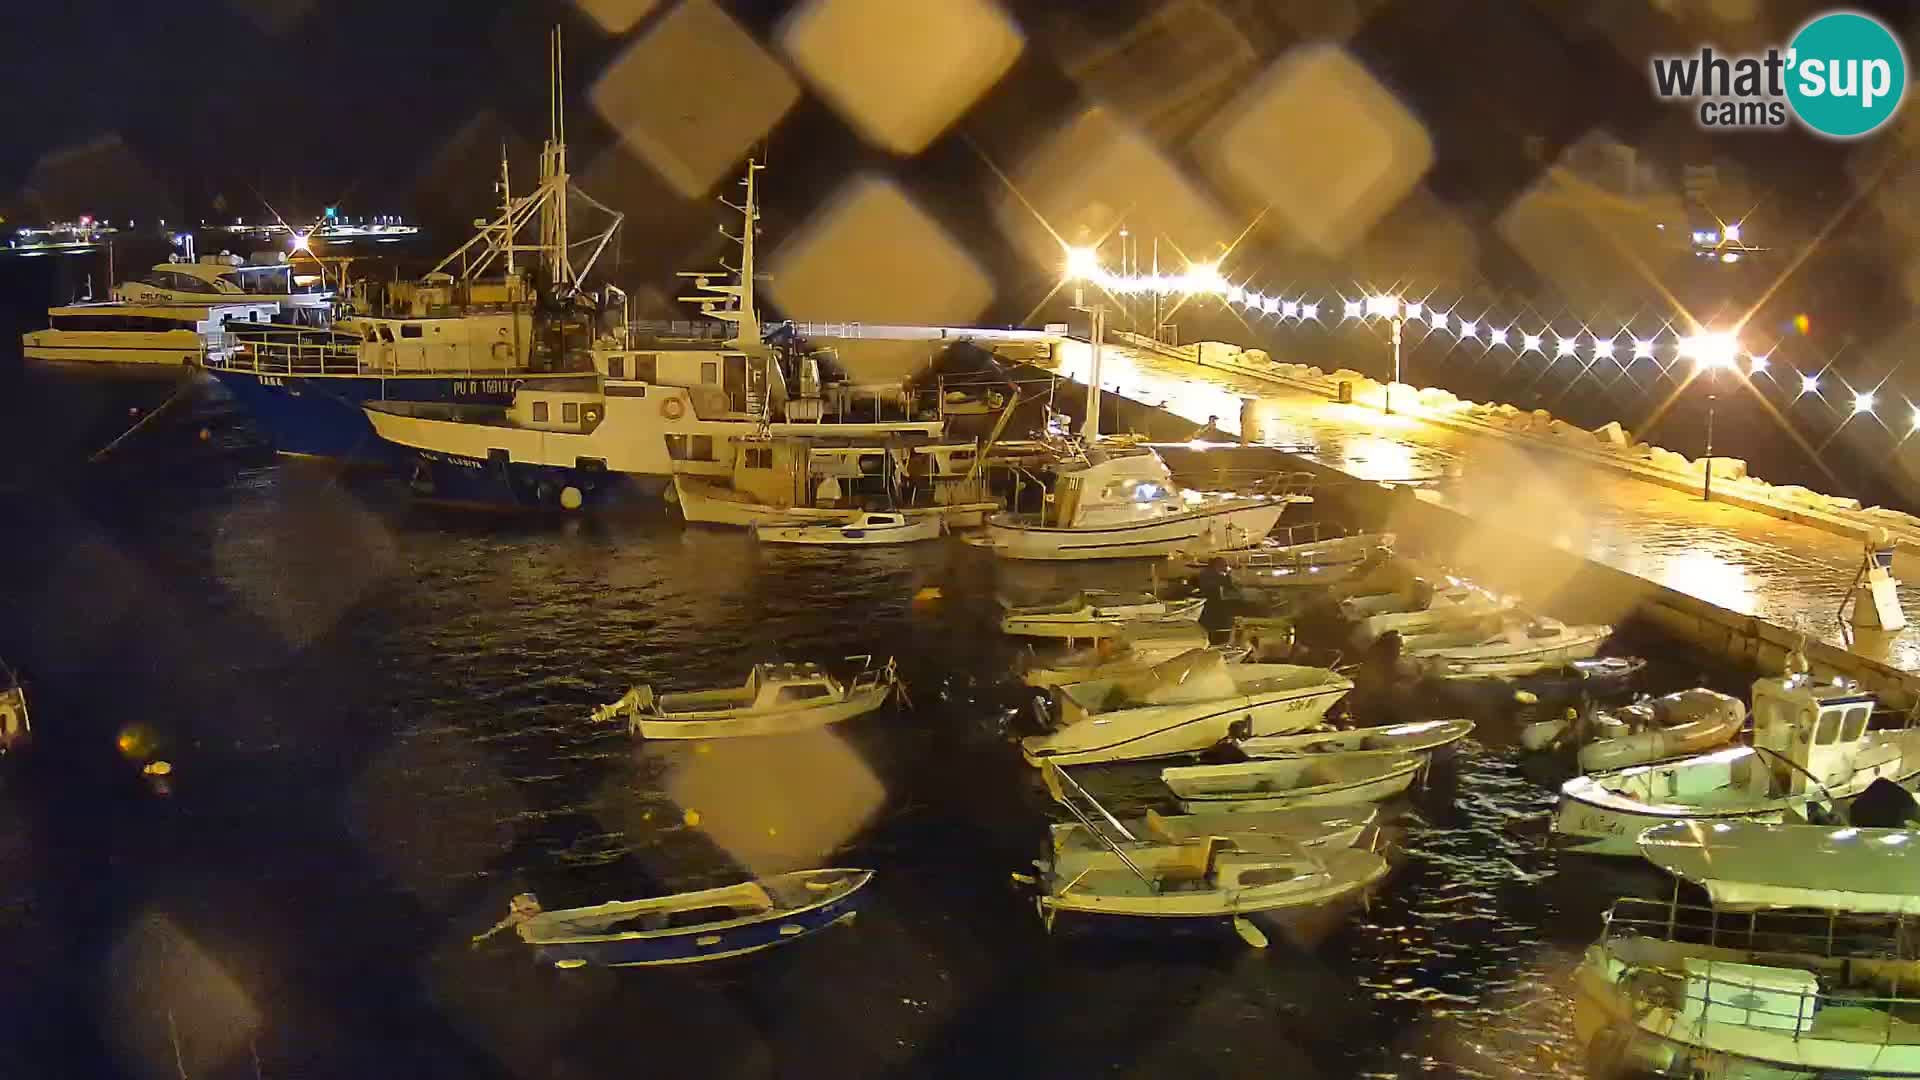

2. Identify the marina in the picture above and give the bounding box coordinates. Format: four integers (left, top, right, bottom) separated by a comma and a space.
7, 11, 1920, 1079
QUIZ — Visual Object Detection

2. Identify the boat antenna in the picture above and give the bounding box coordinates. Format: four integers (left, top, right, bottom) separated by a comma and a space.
676, 160, 766, 351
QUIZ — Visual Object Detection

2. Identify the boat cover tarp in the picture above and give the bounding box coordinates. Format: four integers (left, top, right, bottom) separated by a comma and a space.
1115, 649, 1237, 707
1639, 820, 1920, 915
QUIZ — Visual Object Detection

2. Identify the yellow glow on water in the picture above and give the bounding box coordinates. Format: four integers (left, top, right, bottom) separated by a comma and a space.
1659, 551, 1756, 614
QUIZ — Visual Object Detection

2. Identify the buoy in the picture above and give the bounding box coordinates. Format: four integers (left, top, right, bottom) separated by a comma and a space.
1233, 917, 1269, 948
143, 760, 173, 777
559, 486, 583, 511
683, 808, 702, 827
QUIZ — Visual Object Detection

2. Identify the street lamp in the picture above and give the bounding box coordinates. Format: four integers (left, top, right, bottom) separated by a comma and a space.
1365, 295, 1404, 414
1682, 331, 1740, 503
1063, 244, 1108, 442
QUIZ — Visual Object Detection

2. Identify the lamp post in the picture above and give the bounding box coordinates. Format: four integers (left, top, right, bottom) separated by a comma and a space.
1064, 247, 1107, 441
1703, 363, 1717, 503
1683, 331, 1740, 503
1364, 296, 1404, 415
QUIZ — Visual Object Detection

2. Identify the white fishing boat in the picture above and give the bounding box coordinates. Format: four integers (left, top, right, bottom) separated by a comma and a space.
487, 869, 871, 967
1021, 650, 1352, 767
1237, 718, 1474, 759
1575, 821, 1920, 1079
1404, 616, 1611, 676
23, 300, 281, 369
1552, 672, 1920, 856
1027, 763, 1387, 945
1021, 621, 1248, 688
0, 664, 27, 754
754, 511, 943, 546
1344, 581, 1513, 645
984, 443, 1303, 561
1047, 805, 1379, 855
591, 656, 899, 739
1518, 687, 1745, 772
1163, 752, 1424, 808
999, 590, 1206, 640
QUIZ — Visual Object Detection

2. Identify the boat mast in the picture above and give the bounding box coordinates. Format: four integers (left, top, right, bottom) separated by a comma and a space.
677, 160, 765, 352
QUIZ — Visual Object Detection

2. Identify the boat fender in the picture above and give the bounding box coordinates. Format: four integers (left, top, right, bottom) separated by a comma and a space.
661, 396, 686, 420
559, 486, 583, 511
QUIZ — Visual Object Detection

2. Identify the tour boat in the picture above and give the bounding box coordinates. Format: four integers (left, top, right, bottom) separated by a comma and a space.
1403, 616, 1612, 676
113, 253, 334, 320
754, 511, 943, 546
1552, 672, 1920, 856
1575, 821, 1920, 1078
999, 590, 1206, 640
0, 664, 27, 754
590, 657, 898, 739
210, 34, 622, 464
1020, 621, 1247, 688
1028, 763, 1387, 946
1520, 687, 1745, 771
983, 442, 1304, 561
499, 869, 871, 967
23, 300, 280, 369
1237, 718, 1475, 759
1162, 753, 1425, 809
1020, 649, 1352, 767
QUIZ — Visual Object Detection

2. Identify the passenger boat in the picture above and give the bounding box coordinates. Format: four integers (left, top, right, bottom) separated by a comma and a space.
499, 869, 872, 967
1020, 621, 1247, 687
1162, 753, 1424, 808
23, 300, 280, 369
211, 34, 622, 464
1404, 616, 1612, 676
1020, 649, 1352, 767
754, 512, 943, 546
1520, 687, 1745, 771
1237, 718, 1474, 759
1552, 672, 1920, 856
984, 442, 1305, 561
591, 656, 898, 739
1028, 763, 1387, 945
999, 590, 1206, 640
0, 664, 27, 754
1575, 821, 1920, 1078
113, 253, 334, 322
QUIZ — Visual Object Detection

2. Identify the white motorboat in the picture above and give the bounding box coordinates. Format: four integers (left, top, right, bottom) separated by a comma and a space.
1047, 805, 1379, 856
1029, 763, 1387, 944
1177, 529, 1394, 585
113, 254, 334, 320
23, 300, 281, 369
754, 511, 943, 546
591, 656, 899, 739
1237, 718, 1474, 759
1344, 581, 1513, 645
985, 443, 1302, 561
1404, 616, 1611, 676
1020, 650, 1352, 767
1021, 621, 1248, 688
1575, 821, 1920, 1078
999, 590, 1206, 640
1163, 752, 1424, 807
1552, 672, 1920, 856
1518, 687, 1745, 772
489, 869, 871, 967
0, 663, 27, 754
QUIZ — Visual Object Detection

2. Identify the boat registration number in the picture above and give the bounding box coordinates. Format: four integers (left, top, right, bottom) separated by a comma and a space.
259, 376, 286, 387
1560, 808, 1630, 837
453, 379, 523, 397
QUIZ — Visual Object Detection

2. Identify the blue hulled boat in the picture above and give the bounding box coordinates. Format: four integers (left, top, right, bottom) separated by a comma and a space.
504, 868, 872, 967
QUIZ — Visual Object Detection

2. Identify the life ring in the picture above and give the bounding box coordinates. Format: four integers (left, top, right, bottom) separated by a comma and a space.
661, 397, 686, 421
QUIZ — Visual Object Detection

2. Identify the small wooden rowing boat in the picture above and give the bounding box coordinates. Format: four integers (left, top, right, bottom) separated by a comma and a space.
1237, 718, 1473, 759
1163, 752, 1423, 810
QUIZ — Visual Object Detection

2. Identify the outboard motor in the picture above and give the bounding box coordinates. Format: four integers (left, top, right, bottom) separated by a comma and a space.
1849, 777, 1920, 829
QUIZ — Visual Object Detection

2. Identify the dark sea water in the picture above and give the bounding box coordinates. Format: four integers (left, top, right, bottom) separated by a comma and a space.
0, 296, 1736, 1078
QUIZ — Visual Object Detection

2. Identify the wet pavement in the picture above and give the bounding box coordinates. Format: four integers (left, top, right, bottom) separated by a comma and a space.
1045, 338, 1920, 674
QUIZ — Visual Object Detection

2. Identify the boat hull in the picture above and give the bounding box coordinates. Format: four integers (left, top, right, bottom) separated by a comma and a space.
524, 871, 871, 968
1020, 685, 1350, 767
404, 447, 665, 511
634, 684, 890, 739
1040, 848, 1388, 921
755, 518, 942, 545
1000, 598, 1207, 639
1171, 761, 1423, 810
987, 502, 1287, 561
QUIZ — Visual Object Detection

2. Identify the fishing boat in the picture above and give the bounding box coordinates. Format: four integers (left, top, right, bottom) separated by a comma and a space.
590, 656, 899, 739
1520, 687, 1745, 771
1575, 820, 1920, 1078
0, 664, 27, 754
984, 442, 1305, 561
755, 511, 943, 546
1343, 581, 1513, 645
1238, 718, 1474, 759
999, 590, 1206, 640
493, 869, 872, 967
210, 32, 623, 464
1020, 650, 1352, 767
1020, 621, 1247, 688
1026, 763, 1387, 946
1404, 616, 1612, 676
1047, 805, 1379, 855
1552, 671, 1920, 856
1162, 753, 1424, 808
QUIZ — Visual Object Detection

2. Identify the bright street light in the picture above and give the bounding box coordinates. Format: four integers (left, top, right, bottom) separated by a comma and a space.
1301, 302, 1318, 320
1592, 338, 1615, 359
1633, 339, 1655, 359
1748, 354, 1769, 373
1459, 320, 1478, 338
1489, 327, 1509, 347
1801, 374, 1820, 394
1521, 332, 1543, 352
1682, 331, 1740, 370
1722, 222, 1741, 243
1855, 391, 1876, 413
1064, 246, 1102, 281
1365, 295, 1400, 318
1556, 336, 1578, 358
1342, 299, 1362, 319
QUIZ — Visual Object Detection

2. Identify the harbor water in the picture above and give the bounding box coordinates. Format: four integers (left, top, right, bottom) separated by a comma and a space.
0, 381, 1744, 1077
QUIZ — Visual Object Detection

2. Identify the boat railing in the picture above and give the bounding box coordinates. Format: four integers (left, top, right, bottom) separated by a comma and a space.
215, 329, 368, 376
1604, 896, 1920, 1045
